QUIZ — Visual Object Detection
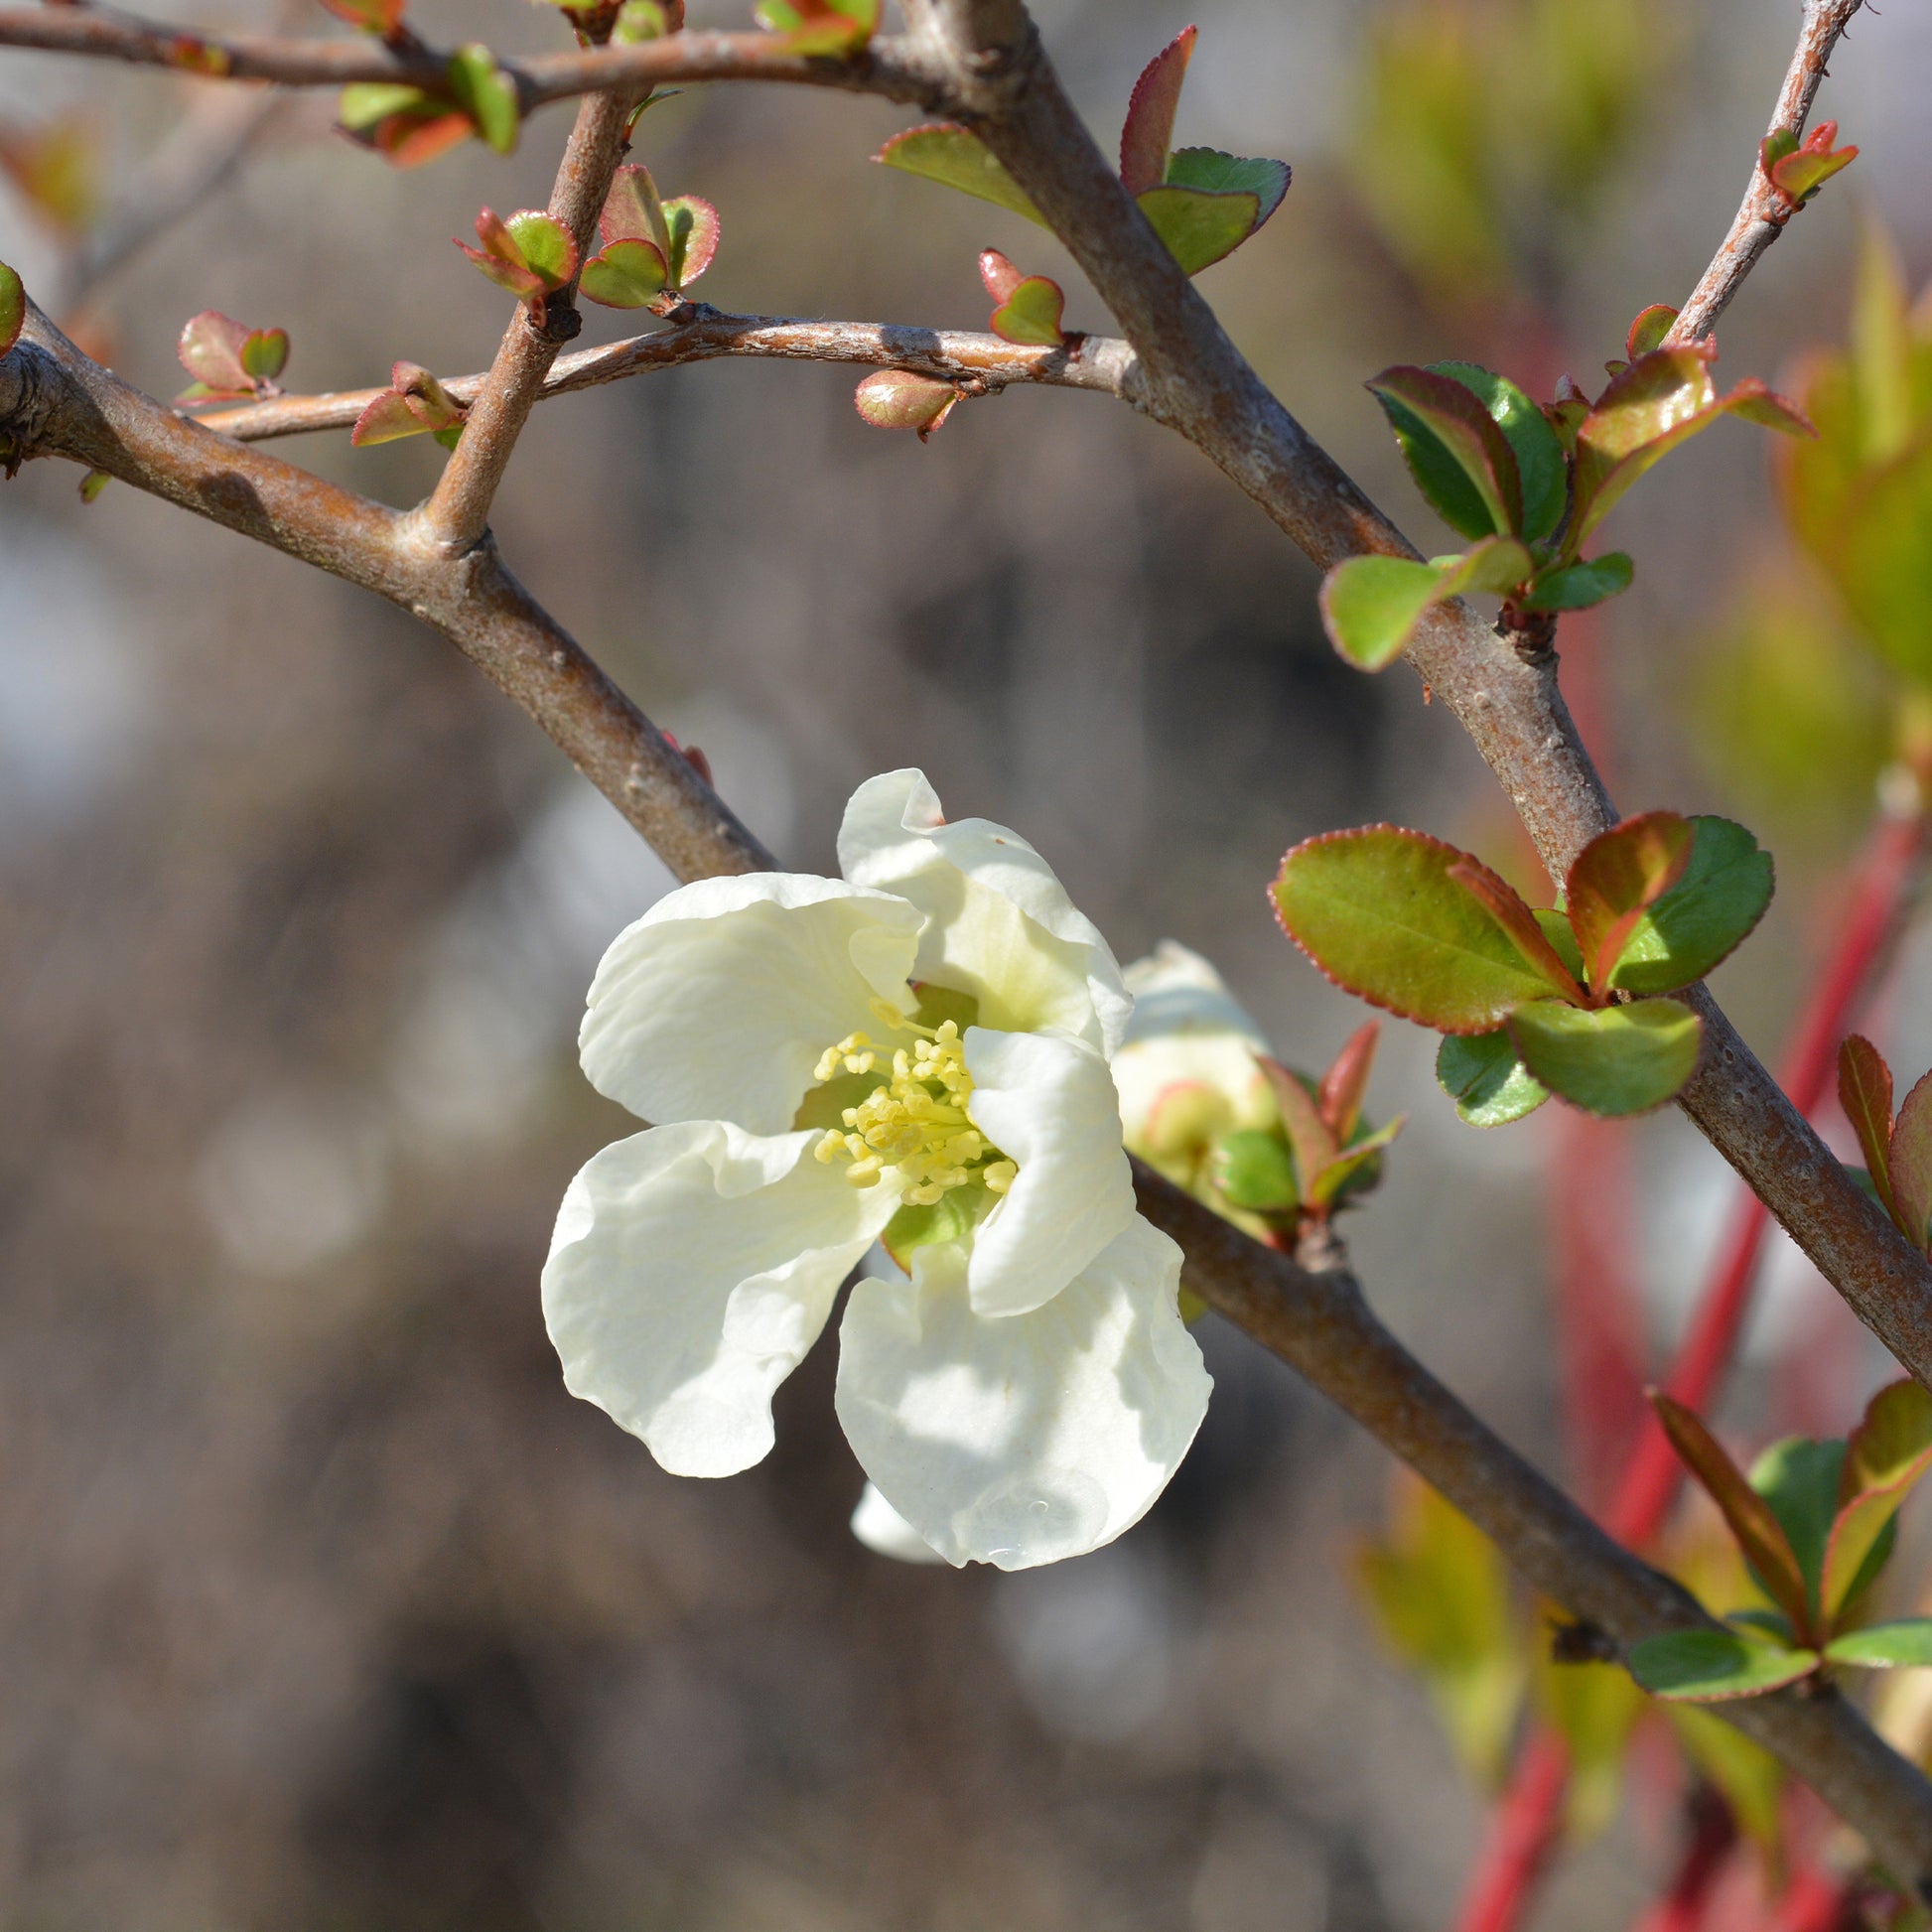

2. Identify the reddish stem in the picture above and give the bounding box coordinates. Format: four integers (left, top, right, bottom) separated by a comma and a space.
1629, 1791, 1737, 1932
1451, 799, 1928, 1932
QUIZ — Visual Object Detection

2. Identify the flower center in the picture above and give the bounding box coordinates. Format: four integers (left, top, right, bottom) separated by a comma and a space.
810, 999, 1017, 1206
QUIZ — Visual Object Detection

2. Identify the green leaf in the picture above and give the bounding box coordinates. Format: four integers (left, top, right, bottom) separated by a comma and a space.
579, 237, 669, 308
1603, 815, 1775, 995
601, 163, 671, 255
875, 123, 1045, 226
447, 44, 519, 155
1429, 361, 1568, 544
1750, 1437, 1844, 1627
238, 328, 288, 383
1536, 1655, 1646, 1842
1624, 305, 1678, 360
1367, 364, 1523, 539
1564, 810, 1695, 994
1446, 853, 1587, 1002
504, 209, 577, 288
338, 80, 432, 132
1890, 1068, 1932, 1252
1823, 1379, 1932, 1618
1257, 1057, 1338, 1190
1308, 1116, 1403, 1206
1666, 1707, 1784, 1845
0, 259, 26, 358
1437, 1031, 1550, 1127
1135, 183, 1261, 275
1765, 120, 1857, 204
1507, 998, 1703, 1117
1165, 147, 1290, 227
882, 1182, 992, 1266
1824, 1619, 1932, 1669
1519, 552, 1633, 613
1208, 1128, 1300, 1212
989, 274, 1065, 346
661, 196, 719, 286
1118, 24, 1195, 196
1651, 1393, 1813, 1634
1628, 1629, 1818, 1702
756, 0, 879, 51
1319, 536, 1534, 670
1272, 825, 1565, 1033
1840, 1035, 1896, 1220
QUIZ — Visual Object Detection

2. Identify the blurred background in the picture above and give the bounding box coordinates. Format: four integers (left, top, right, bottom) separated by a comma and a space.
2, 0, 1931, 1925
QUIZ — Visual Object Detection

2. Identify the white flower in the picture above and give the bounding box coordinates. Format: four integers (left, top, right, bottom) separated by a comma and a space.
542, 769, 1211, 1570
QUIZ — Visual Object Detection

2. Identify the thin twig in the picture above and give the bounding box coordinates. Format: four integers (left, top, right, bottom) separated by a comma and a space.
416, 82, 637, 553
195, 309, 1141, 443
1667, 0, 1866, 344
0, 11, 949, 110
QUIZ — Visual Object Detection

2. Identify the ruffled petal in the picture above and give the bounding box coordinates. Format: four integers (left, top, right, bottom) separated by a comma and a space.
834, 1219, 1210, 1569
850, 1481, 946, 1563
543, 1121, 898, 1477
962, 1027, 1136, 1317
837, 769, 1132, 1057
580, 873, 922, 1134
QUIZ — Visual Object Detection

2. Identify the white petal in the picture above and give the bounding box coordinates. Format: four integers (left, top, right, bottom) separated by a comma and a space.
580, 872, 922, 1133
1121, 940, 1269, 1045
963, 1028, 1136, 1317
837, 769, 1132, 1057
850, 1481, 946, 1564
542, 1121, 898, 1477
834, 1219, 1210, 1569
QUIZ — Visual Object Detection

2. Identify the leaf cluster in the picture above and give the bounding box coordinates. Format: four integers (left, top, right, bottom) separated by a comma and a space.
1273, 811, 1774, 1120
578, 164, 720, 312
1629, 1382, 1932, 1702
339, 43, 521, 169
174, 309, 289, 405
1321, 327, 1812, 670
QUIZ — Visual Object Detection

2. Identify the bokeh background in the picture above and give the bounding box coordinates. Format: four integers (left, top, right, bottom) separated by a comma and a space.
2, 0, 1931, 1925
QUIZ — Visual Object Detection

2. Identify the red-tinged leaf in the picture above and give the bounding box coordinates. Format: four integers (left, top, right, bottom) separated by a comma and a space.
1367, 365, 1524, 540
369, 108, 474, 169
0, 259, 22, 358
503, 209, 578, 289
1626, 304, 1678, 361
579, 237, 669, 309
1272, 825, 1569, 1034
990, 273, 1065, 346
1765, 120, 1858, 204
854, 368, 957, 437
446, 43, 519, 157
238, 327, 288, 385
1839, 1035, 1895, 1219
660, 196, 719, 286
1650, 1393, 1813, 1637
1135, 183, 1258, 276
1119, 23, 1196, 197
754, 0, 878, 53
456, 239, 545, 302
1257, 1057, 1339, 1192
1890, 1067, 1932, 1252
1565, 811, 1695, 994
1446, 861, 1587, 1004
350, 389, 433, 447
1165, 148, 1290, 227
1318, 1021, 1380, 1142
1308, 1115, 1402, 1208
1822, 1380, 1932, 1619
979, 247, 1025, 304
601, 162, 671, 256
390, 360, 463, 428
875, 123, 1045, 226
321, 0, 406, 30
176, 309, 255, 393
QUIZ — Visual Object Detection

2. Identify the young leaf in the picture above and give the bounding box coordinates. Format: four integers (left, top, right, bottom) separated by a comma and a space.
1208, 1127, 1300, 1212
1118, 23, 1196, 197
1573, 347, 1813, 543
1367, 365, 1523, 539
337, 82, 474, 168
1564, 810, 1695, 994
1436, 1031, 1550, 1128
176, 310, 285, 402
1135, 183, 1261, 276
1308, 1116, 1403, 1208
1764, 119, 1858, 205
602, 163, 672, 256
1318, 1021, 1380, 1142
456, 207, 544, 299
446, 43, 519, 156
1750, 1437, 1845, 1630
1889, 1068, 1932, 1251
987, 272, 1065, 346
1651, 1394, 1812, 1634
1821, 1379, 1932, 1619
1165, 147, 1290, 227
1599, 816, 1775, 996
504, 210, 578, 288
1256, 1057, 1338, 1191
755, 0, 879, 53
854, 368, 957, 437
1446, 859, 1587, 1004
321, 0, 406, 29
875, 124, 1046, 226
1507, 998, 1703, 1117
238, 329, 289, 384
579, 237, 669, 308
1429, 361, 1568, 545
1839, 1035, 1896, 1219
1518, 553, 1633, 614
1320, 536, 1534, 671
1627, 1629, 1818, 1703
1625, 305, 1678, 361
0, 259, 24, 358
1272, 825, 1566, 1033
1823, 1620, 1932, 1669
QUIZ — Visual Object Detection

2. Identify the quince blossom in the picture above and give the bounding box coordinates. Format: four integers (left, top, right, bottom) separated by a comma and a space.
542, 769, 1211, 1570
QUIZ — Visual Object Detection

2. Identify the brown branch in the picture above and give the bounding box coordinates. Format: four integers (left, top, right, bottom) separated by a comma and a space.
195, 308, 1141, 443
0, 11, 948, 110
1667, 0, 1866, 345
415, 82, 637, 554
905, 0, 1932, 1399
7, 291, 1932, 1889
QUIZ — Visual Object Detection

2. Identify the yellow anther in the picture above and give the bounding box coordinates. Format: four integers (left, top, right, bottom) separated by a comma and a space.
983, 1161, 1017, 1195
